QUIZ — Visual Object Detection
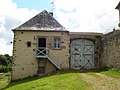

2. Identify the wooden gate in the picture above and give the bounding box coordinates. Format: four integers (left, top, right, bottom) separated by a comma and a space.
70, 39, 94, 69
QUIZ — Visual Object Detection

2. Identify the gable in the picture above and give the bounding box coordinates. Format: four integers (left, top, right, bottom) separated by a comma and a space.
13, 10, 67, 32
115, 2, 120, 10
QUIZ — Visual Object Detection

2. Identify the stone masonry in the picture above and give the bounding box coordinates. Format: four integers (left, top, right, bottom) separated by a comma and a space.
101, 30, 120, 69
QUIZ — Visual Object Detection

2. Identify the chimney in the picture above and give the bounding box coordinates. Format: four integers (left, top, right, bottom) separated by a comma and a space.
49, 12, 53, 16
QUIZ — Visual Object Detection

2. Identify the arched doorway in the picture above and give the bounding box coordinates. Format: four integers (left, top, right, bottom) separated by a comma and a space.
70, 39, 94, 69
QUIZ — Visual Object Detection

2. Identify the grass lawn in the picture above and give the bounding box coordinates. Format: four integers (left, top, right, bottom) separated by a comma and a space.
100, 69, 120, 78
0, 69, 120, 90
0, 69, 90, 90
0, 73, 10, 89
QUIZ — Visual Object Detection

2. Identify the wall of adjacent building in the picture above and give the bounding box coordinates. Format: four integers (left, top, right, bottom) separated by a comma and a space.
12, 30, 70, 80
101, 30, 120, 69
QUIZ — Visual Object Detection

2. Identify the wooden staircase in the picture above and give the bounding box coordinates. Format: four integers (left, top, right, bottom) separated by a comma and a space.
38, 58, 47, 74
36, 47, 61, 70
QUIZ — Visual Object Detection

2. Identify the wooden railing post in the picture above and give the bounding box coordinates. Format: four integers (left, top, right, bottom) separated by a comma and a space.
46, 48, 48, 57
36, 47, 61, 69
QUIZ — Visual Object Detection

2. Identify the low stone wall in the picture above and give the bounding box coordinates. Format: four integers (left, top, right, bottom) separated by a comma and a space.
101, 30, 120, 69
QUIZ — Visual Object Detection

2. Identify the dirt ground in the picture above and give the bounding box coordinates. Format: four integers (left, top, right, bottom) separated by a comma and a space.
80, 73, 120, 90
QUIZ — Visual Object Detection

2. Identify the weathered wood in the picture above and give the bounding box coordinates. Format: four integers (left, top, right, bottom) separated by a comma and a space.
71, 39, 94, 69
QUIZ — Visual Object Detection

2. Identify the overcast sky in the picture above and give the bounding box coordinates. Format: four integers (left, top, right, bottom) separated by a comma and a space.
0, 0, 119, 55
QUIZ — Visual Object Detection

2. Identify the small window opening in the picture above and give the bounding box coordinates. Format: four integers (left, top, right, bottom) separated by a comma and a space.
27, 41, 31, 47
54, 38, 61, 49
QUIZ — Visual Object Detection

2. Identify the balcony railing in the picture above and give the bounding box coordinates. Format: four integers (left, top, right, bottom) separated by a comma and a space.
36, 47, 61, 69
36, 47, 48, 58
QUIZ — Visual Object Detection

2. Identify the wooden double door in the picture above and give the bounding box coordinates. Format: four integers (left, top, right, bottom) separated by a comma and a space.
70, 39, 94, 69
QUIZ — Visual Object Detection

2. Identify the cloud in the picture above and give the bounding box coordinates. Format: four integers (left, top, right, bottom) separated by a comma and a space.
0, 0, 39, 55
0, 0, 120, 55
54, 0, 119, 33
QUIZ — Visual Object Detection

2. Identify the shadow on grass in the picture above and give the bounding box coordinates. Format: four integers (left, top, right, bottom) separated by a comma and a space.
1, 68, 106, 90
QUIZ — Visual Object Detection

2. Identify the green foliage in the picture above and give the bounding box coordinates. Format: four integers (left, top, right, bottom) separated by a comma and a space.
101, 69, 120, 78
0, 54, 12, 73
0, 55, 8, 66
4, 54, 12, 64
0, 65, 9, 73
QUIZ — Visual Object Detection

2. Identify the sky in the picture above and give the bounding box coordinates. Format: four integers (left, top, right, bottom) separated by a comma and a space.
0, 0, 119, 55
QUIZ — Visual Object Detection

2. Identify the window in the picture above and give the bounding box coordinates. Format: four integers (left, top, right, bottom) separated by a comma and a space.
27, 41, 31, 47
54, 38, 61, 49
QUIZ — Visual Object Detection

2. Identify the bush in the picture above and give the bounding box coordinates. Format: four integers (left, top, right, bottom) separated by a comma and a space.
110, 68, 120, 72
0, 54, 12, 73
0, 65, 9, 73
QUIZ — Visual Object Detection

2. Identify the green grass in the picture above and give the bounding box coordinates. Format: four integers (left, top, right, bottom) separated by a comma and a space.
0, 74, 9, 89
0, 69, 90, 90
0, 69, 120, 90
100, 69, 120, 78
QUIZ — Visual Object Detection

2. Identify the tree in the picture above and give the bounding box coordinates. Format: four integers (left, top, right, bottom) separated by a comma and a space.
0, 54, 12, 72
4, 54, 12, 64
0, 55, 7, 66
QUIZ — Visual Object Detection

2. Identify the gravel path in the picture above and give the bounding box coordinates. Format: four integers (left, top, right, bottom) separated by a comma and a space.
80, 73, 120, 90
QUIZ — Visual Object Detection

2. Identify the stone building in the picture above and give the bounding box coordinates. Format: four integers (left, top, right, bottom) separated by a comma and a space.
12, 10, 70, 80
115, 2, 120, 22
12, 10, 102, 80
12, 2, 120, 80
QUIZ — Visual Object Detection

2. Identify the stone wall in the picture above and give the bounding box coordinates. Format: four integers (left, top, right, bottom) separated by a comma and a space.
101, 30, 120, 69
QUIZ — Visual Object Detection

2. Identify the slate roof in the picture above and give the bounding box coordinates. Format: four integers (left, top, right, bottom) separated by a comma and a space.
13, 10, 67, 32
115, 2, 120, 9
